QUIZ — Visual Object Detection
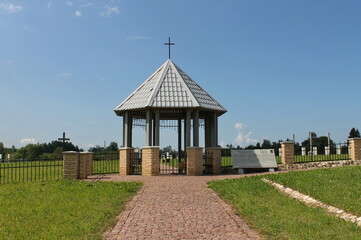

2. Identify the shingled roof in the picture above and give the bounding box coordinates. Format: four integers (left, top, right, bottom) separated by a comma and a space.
114, 59, 227, 115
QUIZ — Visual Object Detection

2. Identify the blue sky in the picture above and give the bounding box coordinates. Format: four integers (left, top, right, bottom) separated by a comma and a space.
1, 0, 361, 149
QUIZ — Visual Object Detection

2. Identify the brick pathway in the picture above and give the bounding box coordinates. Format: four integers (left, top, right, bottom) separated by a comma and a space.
88, 174, 262, 240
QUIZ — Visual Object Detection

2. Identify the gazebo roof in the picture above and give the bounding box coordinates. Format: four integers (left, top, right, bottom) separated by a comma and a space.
114, 59, 227, 116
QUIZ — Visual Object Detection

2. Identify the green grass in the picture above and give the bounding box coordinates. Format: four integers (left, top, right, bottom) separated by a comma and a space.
265, 166, 361, 216
0, 180, 142, 240
93, 159, 119, 174
209, 173, 361, 239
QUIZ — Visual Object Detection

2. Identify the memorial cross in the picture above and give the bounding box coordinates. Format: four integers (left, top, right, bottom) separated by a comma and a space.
164, 37, 175, 59
58, 132, 70, 151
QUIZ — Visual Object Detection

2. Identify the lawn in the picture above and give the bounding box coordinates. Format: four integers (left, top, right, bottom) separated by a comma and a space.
209, 167, 361, 239
0, 180, 142, 240
265, 166, 361, 216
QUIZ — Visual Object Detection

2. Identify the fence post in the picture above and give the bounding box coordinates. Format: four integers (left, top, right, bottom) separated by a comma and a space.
349, 138, 361, 160
63, 151, 80, 180
206, 147, 222, 174
281, 141, 294, 165
119, 147, 134, 175
79, 152, 93, 179
187, 147, 203, 175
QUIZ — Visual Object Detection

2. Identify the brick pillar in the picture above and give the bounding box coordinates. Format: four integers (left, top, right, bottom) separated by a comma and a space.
349, 138, 361, 160
63, 151, 80, 180
281, 142, 294, 164
79, 152, 93, 179
119, 147, 134, 175
142, 147, 160, 176
206, 147, 222, 174
187, 147, 203, 176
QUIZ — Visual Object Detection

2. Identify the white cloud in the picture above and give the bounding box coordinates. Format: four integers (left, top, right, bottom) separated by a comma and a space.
22, 24, 31, 31
66, 1, 73, 7
127, 36, 150, 40
84, 143, 95, 148
233, 123, 258, 147
0, 3, 22, 13
235, 122, 245, 130
81, 2, 94, 8
100, 5, 119, 16
75, 10, 82, 16
60, 72, 72, 77
20, 138, 37, 145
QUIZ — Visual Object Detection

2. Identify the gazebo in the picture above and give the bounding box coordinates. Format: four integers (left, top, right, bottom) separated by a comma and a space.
114, 59, 227, 176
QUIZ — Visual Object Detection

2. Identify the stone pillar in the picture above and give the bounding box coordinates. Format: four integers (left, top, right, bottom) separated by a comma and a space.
119, 147, 134, 175
187, 147, 203, 176
349, 138, 361, 160
63, 151, 80, 180
281, 142, 294, 164
142, 147, 160, 176
79, 152, 93, 179
206, 147, 222, 175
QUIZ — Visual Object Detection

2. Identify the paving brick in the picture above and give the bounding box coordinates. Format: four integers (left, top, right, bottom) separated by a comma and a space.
88, 174, 261, 240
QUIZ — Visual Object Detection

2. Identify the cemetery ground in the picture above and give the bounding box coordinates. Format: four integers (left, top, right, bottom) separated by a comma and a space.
0, 180, 141, 240
209, 166, 361, 240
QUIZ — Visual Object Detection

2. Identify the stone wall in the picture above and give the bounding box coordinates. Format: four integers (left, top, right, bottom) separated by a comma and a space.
281, 142, 294, 164
349, 138, 361, 160
279, 159, 361, 171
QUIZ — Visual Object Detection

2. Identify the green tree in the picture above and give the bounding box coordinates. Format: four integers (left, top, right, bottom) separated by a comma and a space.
349, 128, 360, 138
106, 142, 118, 151
0, 142, 4, 156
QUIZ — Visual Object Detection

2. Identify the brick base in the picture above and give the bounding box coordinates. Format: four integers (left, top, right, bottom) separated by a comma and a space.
187, 147, 203, 176
142, 147, 160, 176
349, 138, 361, 160
119, 148, 134, 175
281, 142, 294, 164
206, 147, 221, 175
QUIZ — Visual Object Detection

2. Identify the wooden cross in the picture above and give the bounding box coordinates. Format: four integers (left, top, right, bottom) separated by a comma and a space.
58, 132, 70, 151
164, 37, 175, 59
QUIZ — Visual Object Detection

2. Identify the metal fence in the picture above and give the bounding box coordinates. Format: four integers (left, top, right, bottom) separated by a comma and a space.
92, 151, 119, 174
130, 151, 142, 175
294, 142, 350, 163
159, 151, 187, 175
203, 151, 213, 174
0, 158, 63, 184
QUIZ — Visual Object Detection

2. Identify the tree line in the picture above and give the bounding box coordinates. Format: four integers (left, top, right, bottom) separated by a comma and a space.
0, 141, 81, 161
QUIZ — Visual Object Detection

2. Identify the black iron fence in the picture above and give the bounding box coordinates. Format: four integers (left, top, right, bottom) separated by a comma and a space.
159, 151, 186, 175
203, 151, 213, 174
92, 151, 119, 174
294, 142, 350, 163
0, 158, 63, 184
130, 151, 142, 175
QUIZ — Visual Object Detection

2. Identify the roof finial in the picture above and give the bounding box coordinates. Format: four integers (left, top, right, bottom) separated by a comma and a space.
164, 37, 175, 59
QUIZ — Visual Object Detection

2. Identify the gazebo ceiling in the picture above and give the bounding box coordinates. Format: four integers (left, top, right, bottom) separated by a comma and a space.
114, 59, 227, 117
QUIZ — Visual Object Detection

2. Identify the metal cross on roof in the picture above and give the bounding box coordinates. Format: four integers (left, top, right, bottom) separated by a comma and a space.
58, 132, 70, 151
164, 37, 175, 59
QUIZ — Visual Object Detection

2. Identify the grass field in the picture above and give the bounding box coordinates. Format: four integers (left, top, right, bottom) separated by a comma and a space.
0, 180, 141, 240
209, 166, 361, 239
265, 166, 361, 216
